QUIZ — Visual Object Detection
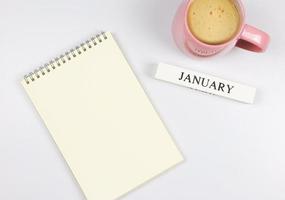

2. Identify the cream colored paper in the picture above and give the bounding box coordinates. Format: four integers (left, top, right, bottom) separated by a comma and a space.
21, 32, 183, 200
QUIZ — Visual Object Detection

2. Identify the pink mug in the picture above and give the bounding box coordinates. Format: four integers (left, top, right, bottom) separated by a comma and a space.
172, 0, 270, 57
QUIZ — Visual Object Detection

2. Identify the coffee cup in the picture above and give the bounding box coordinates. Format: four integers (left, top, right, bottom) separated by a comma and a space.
172, 0, 270, 57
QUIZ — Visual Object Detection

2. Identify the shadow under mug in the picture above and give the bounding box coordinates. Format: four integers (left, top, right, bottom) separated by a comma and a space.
172, 0, 270, 57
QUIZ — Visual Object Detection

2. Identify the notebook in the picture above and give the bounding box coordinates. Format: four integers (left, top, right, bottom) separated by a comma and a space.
21, 32, 183, 200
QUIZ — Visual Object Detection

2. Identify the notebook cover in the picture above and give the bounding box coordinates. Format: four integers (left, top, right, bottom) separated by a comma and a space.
21, 32, 183, 200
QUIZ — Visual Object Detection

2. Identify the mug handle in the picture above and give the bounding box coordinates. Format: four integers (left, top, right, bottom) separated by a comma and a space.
236, 24, 270, 52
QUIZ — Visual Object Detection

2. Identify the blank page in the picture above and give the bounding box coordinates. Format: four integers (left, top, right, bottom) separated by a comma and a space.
21, 32, 183, 200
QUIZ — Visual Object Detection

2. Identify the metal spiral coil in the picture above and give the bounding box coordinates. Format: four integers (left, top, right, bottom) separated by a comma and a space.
24, 32, 108, 84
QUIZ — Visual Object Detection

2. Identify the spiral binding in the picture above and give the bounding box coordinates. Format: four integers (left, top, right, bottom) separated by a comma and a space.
24, 32, 108, 84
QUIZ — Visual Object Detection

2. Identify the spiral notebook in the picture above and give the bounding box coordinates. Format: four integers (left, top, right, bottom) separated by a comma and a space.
21, 32, 183, 200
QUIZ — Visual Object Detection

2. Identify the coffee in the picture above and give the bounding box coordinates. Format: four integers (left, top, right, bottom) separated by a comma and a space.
187, 0, 240, 45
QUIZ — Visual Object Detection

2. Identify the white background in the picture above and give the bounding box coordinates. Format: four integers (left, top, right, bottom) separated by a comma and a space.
0, 0, 284, 199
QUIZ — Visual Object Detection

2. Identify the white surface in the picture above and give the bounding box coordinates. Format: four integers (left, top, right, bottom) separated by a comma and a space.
0, 0, 284, 199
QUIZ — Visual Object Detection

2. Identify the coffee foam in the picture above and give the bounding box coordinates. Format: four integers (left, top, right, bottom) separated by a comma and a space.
188, 0, 240, 45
